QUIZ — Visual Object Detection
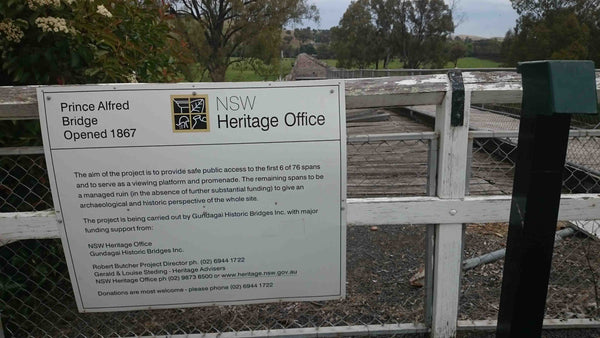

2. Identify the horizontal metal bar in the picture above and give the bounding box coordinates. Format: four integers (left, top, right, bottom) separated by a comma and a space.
0, 146, 44, 155
470, 129, 600, 139
470, 130, 519, 138
132, 318, 600, 338
137, 323, 429, 338
348, 132, 437, 143
458, 319, 600, 331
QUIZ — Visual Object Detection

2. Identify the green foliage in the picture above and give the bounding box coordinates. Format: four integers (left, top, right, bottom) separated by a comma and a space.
299, 43, 317, 55
447, 39, 467, 67
403, 0, 454, 68
188, 59, 294, 82
330, 0, 454, 70
471, 39, 502, 60
503, 1, 600, 65
0, 0, 191, 85
331, 0, 379, 69
171, 0, 318, 82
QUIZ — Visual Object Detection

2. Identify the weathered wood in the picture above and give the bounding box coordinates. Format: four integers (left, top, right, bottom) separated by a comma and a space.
0, 86, 38, 119
431, 83, 471, 337
3, 195, 599, 244
2, 72, 599, 118
0, 146, 44, 156
0, 210, 59, 245
345, 75, 449, 109
347, 194, 600, 225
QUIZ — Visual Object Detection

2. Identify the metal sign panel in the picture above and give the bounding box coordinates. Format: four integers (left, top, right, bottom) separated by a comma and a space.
37, 81, 346, 312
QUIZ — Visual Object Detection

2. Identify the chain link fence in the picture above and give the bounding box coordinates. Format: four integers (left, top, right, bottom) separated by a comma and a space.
1, 137, 432, 337
0, 152, 51, 212
460, 111, 600, 323
0, 226, 428, 337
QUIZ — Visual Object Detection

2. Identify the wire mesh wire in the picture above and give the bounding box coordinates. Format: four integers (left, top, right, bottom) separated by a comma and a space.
0, 225, 427, 337
469, 135, 600, 195
0, 154, 52, 212
347, 139, 431, 198
460, 222, 600, 321
462, 130, 600, 322
0, 138, 431, 337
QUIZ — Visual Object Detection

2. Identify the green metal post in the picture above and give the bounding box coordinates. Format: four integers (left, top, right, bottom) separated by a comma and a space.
496, 60, 597, 337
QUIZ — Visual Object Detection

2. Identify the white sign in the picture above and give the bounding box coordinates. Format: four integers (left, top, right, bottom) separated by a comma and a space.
38, 81, 346, 312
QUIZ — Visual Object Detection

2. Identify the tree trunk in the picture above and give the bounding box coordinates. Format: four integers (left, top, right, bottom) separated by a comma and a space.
209, 65, 227, 82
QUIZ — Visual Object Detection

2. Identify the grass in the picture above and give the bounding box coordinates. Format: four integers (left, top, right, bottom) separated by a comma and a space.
189, 58, 295, 82
453, 57, 502, 68
188, 57, 501, 82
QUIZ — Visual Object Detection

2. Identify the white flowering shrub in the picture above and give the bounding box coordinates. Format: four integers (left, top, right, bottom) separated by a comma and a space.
0, 0, 191, 84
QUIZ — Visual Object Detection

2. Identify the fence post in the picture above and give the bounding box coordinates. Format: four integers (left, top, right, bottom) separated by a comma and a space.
430, 72, 471, 337
425, 137, 439, 326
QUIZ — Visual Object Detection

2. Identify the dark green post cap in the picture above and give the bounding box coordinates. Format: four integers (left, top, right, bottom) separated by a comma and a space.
518, 60, 598, 117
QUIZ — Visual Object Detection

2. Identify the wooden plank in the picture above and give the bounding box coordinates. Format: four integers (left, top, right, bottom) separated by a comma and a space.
347, 194, 600, 225
0, 85, 38, 119
345, 77, 447, 109
0, 146, 44, 156
0, 210, 59, 244
2, 195, 600, 244
2, 72, 600, 118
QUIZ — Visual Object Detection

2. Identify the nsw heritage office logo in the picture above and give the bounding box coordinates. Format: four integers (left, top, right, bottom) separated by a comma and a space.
171, 95, 209, 132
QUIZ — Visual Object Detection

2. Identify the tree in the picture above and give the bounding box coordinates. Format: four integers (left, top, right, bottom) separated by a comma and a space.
502, 0, 600, 65
370, 0, 405, 68
171, 0, 318, 81
0, 0, 191, 85
330, 0, 454, 70
447, 39, 466, 67
294, 27, 313, 44
330, 0, 379, 68
402, 0, 454, 68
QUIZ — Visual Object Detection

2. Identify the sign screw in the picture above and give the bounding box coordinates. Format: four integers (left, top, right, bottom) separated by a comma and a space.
449, 209, 457, 216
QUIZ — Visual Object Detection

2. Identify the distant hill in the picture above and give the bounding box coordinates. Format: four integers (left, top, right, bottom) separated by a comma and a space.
455, 34, 503, 41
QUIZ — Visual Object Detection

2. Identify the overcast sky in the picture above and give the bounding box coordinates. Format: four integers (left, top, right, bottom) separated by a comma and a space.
293, 0, 519, 38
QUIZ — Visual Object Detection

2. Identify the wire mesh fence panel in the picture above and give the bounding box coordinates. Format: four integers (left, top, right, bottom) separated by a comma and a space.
0, 225, 427, 337
565, 136, 600, 193
463, 131, 600, 323
347, 140, 430, 198
469, 137, 517, 196
470, 107, 520, 131
459, 222, 600, 322
0, 139, 432, 210
0, 154, 52, 212
470, 135, 600, 195
475, 104, 600, 130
